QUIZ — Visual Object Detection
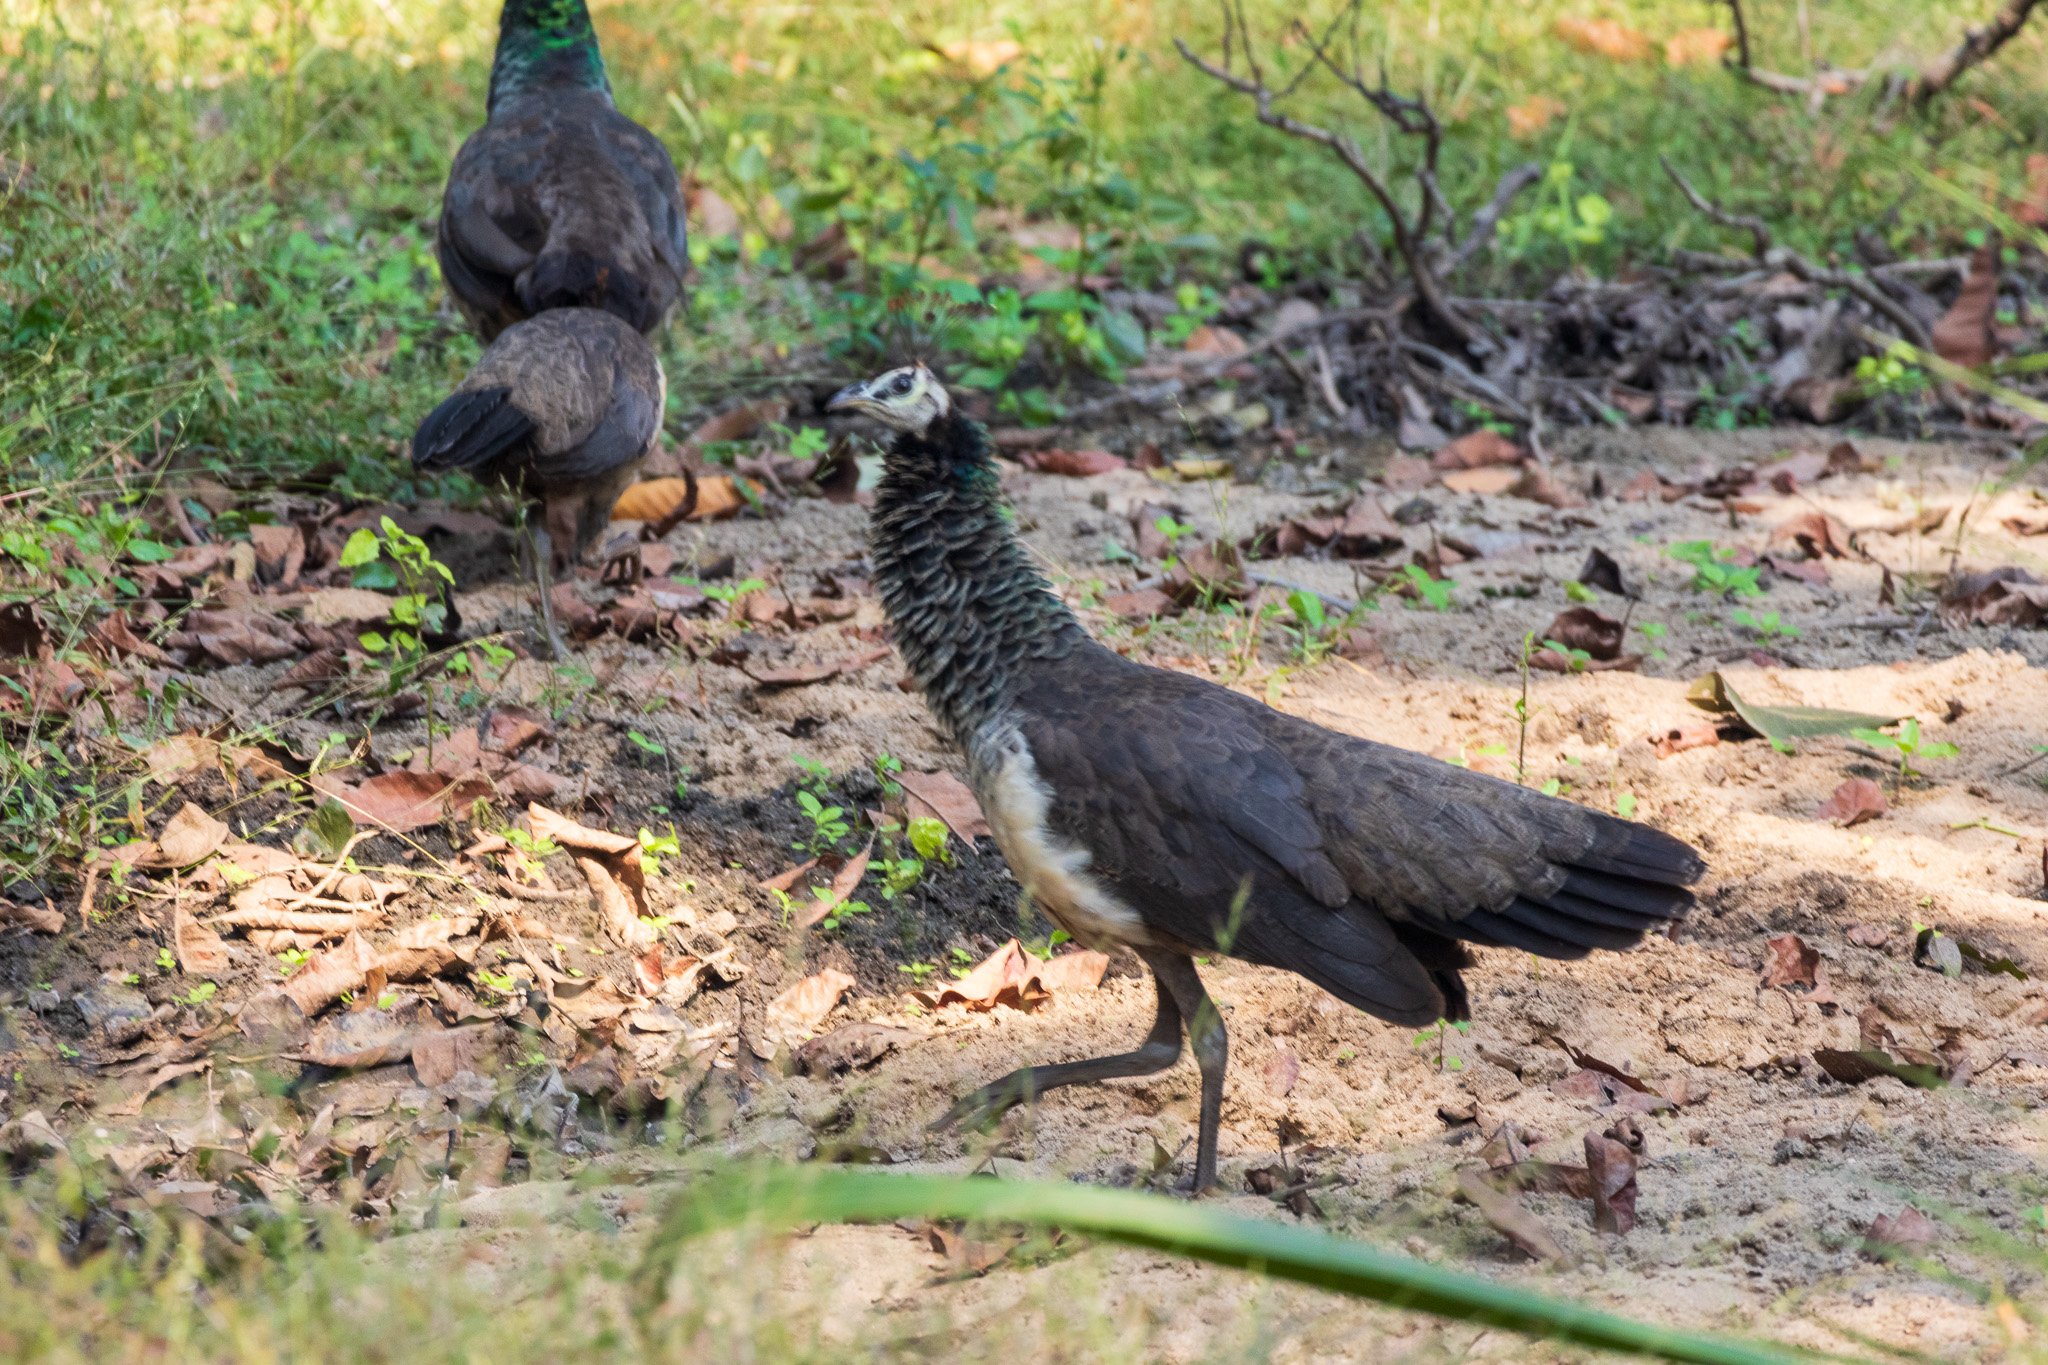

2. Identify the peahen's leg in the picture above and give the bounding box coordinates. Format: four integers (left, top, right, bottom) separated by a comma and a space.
1148, 951, 1227, 1193
526, 521, 569, 661
931, 952, 1185, 1133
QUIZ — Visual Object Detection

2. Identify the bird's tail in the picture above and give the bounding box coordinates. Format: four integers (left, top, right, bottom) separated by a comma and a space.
411, 387, 535, 472
516, 248, 656, 333
1455, 821, 1701, 960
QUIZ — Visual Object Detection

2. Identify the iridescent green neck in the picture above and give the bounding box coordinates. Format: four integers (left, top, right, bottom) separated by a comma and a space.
870, 413, 1087, 742
487, 0, 611, 114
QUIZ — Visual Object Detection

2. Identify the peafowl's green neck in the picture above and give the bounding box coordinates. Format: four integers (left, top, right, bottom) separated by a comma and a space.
869, 412, 1088, 744
487, 0, 611, 114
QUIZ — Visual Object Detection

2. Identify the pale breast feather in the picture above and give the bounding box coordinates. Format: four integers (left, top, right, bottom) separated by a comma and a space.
967, 719, 1150, 950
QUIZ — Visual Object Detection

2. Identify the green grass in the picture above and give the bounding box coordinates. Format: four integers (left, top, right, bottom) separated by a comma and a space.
5, 0, 2048, 502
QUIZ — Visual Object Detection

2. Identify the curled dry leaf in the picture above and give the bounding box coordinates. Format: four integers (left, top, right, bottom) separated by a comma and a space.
1931, 240, 2001, 370
157, 802, 230, 867
1542, 607, 1624, 661
742, 646, 891, 688
796, 1022, 914, 1078
1652, 721, 1722, 759
528, 802, 655, 950
1768, 509, 1852, 560
313, 770, 471, 835
1760, 933, 1821, 990
766, 967, 856, 1041
173, 903, 232, 977
1431, 430, 1525, 470
1455, 1167, 1566, 1263
1817, 777, 1887, 827
1863, 1207, 1939, 1259
1511, 466, 1588, 510
798, 841, 873, 929
1016, 448, 1126, 477
1940, 567, 2048, 629
1439, 466, 1520, 497
1263, 1040, 1301, 1098
1554, 15, 1652, 61
909, 938, 1110, 1012
1183, 324, 1247, 357
1104, 587, 1179, 623
1585, 1119, 1642, 1235
0, 899, 63, 934
1575, 548, 1632, 598
1506, 95, 1566, 140
897, 769, 993, 844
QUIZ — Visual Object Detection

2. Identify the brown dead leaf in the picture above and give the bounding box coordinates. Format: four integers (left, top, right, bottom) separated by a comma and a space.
1864, 1207, 1939, 1258
1431, 430, 1526, 470
767, 967, 856, 1040
1248, 497, 1402, 561
909, 939, 1109, 1012
1932, 240, 2001, 370
1768, 509, 1852, 560
1761, 933, 1821, 989
158, 802, 229, 867
898, 770, 992, 844
1455, 1167, 1566, 1262
1585, 1119, 1642, 1234
527, 803, 654, 949
174, 903, 231, 976
141, 735, 218, 787
1553, 15, 1652, 61
1016, 448, 1127, 477
1940, 567, 2048, 629
315, 770, 472, 834
1817, 777, 1887, 827
0, 899, 63, 933
168, 607, 304, 665
1511, 466, 1588, 509
1653, 721, 1722, 759
938, 37, 1022, 75
1541, 607, 1625, 661
299, 588, 395, 628
1103, 587, 1179, 622
1183, 324, 1248, 357
1506, 95, 1566, 140
1438, 464, 1520, 497
1664, 27, 1732, 66
798, 841, 873, 929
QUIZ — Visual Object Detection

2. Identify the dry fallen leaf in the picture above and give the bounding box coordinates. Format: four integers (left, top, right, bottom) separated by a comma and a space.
0, 899, 63, 934
1541, 607, 1625, 661
1940, 568, 2048, 629
897, 769, 993, 844
157, 802, 229, 867
1760, 933, 1821, 989
1653, 721, 1722, 759
1016, 448, 1127, 477
1663, 27, 1733, 66
1455, 1167, 1567, 1263
1506, 95, 1566, 139
1553, 15, 1652, 61
174, 902, 232, 976
528, 803, 655, 949
1817, 777, 1887, 827
1183, 324, 1248, 357
1263, 1040, 1301, 1098
767, 967, 856, 1040
1431, 430, 1526, 470
1864, 1207, 1939, 1258
909, 939, 1110, 1011
1931, 240, 2001, 370
1439, 466, 1520, 496
1768, 508, 1852, 560
1585, 1119, 1642, 1234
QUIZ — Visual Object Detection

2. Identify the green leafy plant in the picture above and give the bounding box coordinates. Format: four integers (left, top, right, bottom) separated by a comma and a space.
1410, 1017, 1469, 1073
276, 947, 311, 978
1667, 541, 1763, 599
638, 827, 681, 878
871, 752, 904, 800
1023, 929, 1073, 961
795, 789, 851, 855
339, 516, 453, 684
1731, 609, 1799, 641
897, 960, 939, 984
1401, 564, 1455, 611
177, 981, 218, 1008
1852, 717, 1959, 792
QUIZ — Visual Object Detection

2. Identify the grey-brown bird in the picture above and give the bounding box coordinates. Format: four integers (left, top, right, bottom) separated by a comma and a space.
437, 0, 688, 340
829, 364, 1705, 1192
413, 307, 663, 657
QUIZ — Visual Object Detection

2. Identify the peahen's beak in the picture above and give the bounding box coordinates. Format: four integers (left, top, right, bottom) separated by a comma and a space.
826, 379, 875, 415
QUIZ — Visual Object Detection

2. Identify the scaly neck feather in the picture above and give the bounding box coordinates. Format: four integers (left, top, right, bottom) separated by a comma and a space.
488, 0, 611, 114
869, 412, 1087, 743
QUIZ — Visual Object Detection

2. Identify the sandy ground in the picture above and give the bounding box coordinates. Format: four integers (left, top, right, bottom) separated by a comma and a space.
9, 421, 2048, 1358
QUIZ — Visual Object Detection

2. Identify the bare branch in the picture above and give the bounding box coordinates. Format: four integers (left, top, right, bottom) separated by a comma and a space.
1721, 0, 1752, 69
1658, 155, 1772, 259
1449, 163, 1543, 270
1910, 0, 2043, 103
1174, 1, 1481, 352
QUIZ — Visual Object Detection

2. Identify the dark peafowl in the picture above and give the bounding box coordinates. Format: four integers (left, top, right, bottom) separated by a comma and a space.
829, 364, 1706, 1192
438, 0, 688, 341
412, 308, 663, 658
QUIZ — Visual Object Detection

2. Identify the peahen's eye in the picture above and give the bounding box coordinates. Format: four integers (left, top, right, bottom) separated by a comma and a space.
888, 374, 913, 395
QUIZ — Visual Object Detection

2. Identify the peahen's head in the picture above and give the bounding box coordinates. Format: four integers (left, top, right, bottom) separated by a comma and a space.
827, 363, 952, 438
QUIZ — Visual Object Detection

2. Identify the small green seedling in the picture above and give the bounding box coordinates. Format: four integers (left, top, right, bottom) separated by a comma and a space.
1562, 579, 1596, 603
1731, 608, 1799, 640
1023, 929, 1073, 961
871, 752, 905, 799
638, 827, 681, 877
1402, 563, 1455, 611
276, 947, 311, 977
898, 960, 939, 984
1851, 717, 1958, 792
1541, 637, 1591, 673
177, 981, 218, 1007
947, 945, 976, 979
811, 888, 872, 934
155, 946, 176, 973
626, 730, 667, 762
795, 789, 850, 854
1667, 541, 1763, 599
475, 968, 519, 997
1411, 1017, 1469, 1072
